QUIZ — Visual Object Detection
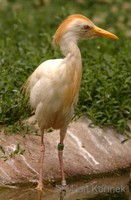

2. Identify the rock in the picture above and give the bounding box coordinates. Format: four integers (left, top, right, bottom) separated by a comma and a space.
0, 116, 131, 185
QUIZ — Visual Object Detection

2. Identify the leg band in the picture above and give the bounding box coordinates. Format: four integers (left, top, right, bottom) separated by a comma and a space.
57, 143, 64, 151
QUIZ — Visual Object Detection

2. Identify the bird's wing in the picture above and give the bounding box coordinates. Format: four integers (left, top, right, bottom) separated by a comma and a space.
24, 59, 64, 109
24, 55, 81, 114
22, 58, 63, 95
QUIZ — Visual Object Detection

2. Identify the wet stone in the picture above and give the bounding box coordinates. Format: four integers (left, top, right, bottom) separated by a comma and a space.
0, 116, 131, 185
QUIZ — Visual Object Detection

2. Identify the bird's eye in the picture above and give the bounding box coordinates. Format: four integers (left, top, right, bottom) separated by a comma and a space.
83, 25, 90, 30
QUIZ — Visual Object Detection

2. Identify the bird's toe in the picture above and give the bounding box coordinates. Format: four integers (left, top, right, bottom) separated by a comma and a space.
35, 182, 44, 191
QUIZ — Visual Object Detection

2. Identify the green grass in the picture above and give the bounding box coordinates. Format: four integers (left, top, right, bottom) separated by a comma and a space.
0, 0, 131, 133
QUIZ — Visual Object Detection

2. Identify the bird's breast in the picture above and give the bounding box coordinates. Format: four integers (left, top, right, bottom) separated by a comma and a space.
62, 62, 82, 113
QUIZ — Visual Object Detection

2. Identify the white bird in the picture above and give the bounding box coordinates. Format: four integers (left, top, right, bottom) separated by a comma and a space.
24, 14, 118, 190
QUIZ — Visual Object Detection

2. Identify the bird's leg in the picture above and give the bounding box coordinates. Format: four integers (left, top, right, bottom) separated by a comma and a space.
58, 143, 66, 186
58, 128, 67, 187
36, 129, 45, 191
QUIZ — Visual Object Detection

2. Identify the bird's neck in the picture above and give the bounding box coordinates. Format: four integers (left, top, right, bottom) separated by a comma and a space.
59, 38, 82, 113
60, 37, 81, 61
60, 38, 82, 81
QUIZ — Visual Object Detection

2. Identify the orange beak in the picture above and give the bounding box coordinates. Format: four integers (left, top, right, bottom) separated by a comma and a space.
93, 25, 118, 40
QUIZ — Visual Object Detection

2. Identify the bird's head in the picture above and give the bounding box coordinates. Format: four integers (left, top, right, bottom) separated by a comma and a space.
53, 14, 118, 45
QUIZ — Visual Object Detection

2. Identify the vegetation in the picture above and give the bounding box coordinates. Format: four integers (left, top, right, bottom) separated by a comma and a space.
0, 0, 131, 133
0, 144, 25, 161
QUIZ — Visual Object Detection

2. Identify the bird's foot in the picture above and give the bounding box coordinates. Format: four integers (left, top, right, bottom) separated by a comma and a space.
35, 182, 44, 191
61, 180, 67, 187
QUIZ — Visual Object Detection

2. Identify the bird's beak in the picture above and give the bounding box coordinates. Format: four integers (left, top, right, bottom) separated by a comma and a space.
93, 25, 118, 40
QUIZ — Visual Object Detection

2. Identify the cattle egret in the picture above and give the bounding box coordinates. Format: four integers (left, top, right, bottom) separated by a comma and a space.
24, 14, 118, 190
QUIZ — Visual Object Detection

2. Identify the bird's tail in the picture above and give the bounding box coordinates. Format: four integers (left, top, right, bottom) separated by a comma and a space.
21, 76, 31, 97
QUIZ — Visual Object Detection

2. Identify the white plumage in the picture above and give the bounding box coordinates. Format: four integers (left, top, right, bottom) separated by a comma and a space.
28, 56, 80, 130
24, 14, 118, 190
